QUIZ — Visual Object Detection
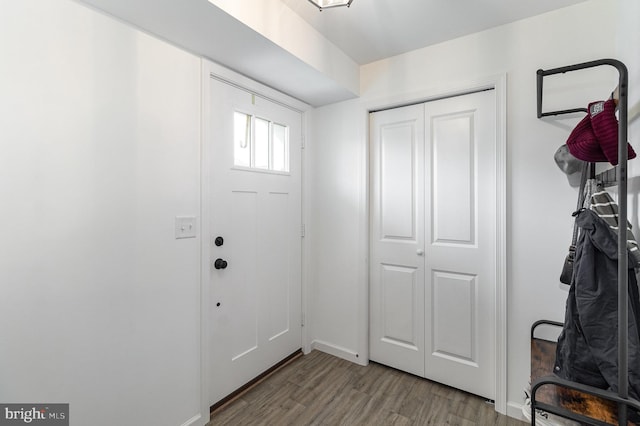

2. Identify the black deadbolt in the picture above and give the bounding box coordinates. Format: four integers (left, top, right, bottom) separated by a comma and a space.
214, 258, 228, 270
215, 236, 224, 247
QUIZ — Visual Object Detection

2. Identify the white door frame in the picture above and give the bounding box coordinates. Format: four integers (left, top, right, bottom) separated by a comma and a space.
200, 58, 311, 420
363, 74, 507, 414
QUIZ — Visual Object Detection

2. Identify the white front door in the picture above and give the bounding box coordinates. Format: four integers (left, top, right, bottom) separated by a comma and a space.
370, 90, 496, 400
207, 77, 302, 405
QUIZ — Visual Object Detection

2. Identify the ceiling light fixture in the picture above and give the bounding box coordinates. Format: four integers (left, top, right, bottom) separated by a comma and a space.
307, 0, 353, 11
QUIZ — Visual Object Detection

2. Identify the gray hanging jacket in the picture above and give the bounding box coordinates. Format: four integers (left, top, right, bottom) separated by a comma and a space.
554, 208, 640, 401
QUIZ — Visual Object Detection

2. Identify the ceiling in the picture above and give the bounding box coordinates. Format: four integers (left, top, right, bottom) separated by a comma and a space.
281, 0, 588, 65
78, 0, 588, 106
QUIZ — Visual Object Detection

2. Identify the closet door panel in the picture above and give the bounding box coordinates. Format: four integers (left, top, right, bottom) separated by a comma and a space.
431, 270, 476, 363
381, 124, 416, 240
431, 112, 475, 245
381, 264, 420, 348
370, 104, 426, 377
424, 90, 496, 400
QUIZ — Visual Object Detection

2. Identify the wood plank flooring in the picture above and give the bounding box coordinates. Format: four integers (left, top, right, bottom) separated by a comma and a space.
208, 350, 526, 425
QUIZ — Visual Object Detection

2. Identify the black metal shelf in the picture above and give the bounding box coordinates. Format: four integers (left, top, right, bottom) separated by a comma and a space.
534, 58, 636, 426
530, 322, 640, 425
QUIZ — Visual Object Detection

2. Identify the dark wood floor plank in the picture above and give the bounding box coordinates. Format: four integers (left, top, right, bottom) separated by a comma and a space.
208, 350, 526, 426
388, 412, 413, 426
207, 397, 249, 425
413, 394, 453, 425
318, 387, 371, 425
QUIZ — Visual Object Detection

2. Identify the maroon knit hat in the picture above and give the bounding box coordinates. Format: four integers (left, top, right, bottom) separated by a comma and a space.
566, 99, 635, 166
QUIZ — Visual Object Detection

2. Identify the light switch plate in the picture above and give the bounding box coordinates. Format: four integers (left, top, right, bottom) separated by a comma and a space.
175, 216, 197, 239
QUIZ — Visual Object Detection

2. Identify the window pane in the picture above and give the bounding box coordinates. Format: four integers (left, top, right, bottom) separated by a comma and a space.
254, 118, 269, 169
234, 112, 251, 167
272, 123, 289, 172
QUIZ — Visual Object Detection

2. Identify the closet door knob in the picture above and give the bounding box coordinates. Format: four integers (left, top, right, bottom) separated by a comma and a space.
214, 258, 228, 270
416, 249, 424, 256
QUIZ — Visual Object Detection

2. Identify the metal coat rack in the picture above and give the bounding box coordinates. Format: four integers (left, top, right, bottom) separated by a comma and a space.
533, 58, 640, 425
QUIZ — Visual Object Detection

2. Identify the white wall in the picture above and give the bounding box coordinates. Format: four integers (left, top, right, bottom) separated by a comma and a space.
618, 0, 640, 223
0, 2, 203, 425
306, 0, 640, 417
306, 100, 369, 363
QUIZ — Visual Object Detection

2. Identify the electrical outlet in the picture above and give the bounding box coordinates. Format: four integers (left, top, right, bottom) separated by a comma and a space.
175, 216, 197, 239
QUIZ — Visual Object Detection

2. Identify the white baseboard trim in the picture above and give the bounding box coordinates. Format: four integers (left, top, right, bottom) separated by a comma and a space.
507, 400, 526, 422
311, 339, 367, 366
179, 413, 202, 426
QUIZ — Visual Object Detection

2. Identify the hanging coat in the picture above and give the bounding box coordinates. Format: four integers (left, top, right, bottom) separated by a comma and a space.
554, 209, 640, 401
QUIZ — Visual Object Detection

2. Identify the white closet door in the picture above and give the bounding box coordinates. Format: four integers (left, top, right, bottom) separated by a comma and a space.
370, 90, 496, 400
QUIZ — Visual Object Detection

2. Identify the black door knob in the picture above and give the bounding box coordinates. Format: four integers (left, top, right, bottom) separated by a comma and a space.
214, 258, 228, 270
215, 236, 224, 247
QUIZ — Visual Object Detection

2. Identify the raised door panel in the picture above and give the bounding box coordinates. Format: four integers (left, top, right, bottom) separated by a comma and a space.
229, 191, 259, 361
262, 192, 291, 342
431, 112, 475, 246
431, 270, 477, 365
381, 264, 420, 350
381, 124, 416, 241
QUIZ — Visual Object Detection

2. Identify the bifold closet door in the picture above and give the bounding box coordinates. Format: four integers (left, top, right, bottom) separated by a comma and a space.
370, 90, 496, 400
370, 103, 426, 377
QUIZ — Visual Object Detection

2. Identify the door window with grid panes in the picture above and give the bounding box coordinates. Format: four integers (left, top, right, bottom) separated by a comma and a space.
234, 111, 289, 173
